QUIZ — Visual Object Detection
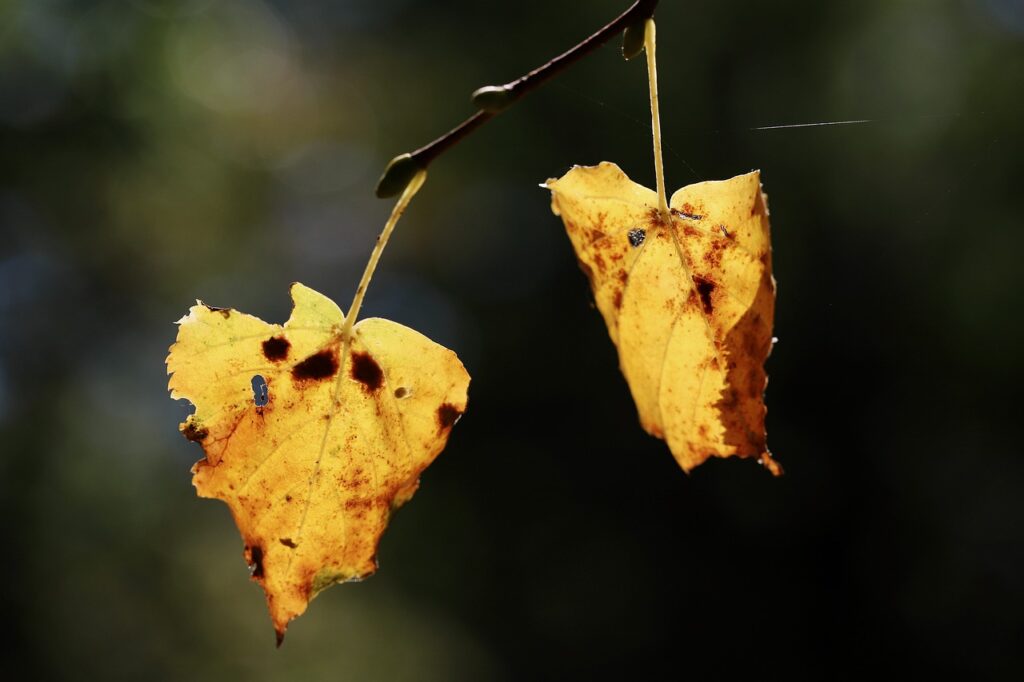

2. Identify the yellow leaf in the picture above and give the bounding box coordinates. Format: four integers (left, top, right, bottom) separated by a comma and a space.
166, 282, 469, 642
546, 162, 780, 475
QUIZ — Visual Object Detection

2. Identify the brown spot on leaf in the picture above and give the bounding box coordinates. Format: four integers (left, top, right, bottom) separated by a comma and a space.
613, 290, 623, 310
694, 276, 716, 314
350, 351, 383, 392
262, 336, 290, 361
648, 208, 668, 228
342, 466, 370, 493
183, 421, 208, 442
292, 350, 338, 381
437, 403, 462, 430
704, 242, 724, 269
279, 537, 297, 548
247, 545, 265, 579
344, 497, 377, 511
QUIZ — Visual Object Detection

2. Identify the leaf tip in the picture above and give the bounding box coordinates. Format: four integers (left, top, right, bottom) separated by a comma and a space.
759, 453, 784, 477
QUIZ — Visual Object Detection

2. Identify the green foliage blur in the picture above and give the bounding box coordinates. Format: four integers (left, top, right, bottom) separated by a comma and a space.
2, 0, 1023, 678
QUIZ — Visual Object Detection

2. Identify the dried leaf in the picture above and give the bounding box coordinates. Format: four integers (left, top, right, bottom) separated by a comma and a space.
546, 162, 780, 475
166, 283, 469, 641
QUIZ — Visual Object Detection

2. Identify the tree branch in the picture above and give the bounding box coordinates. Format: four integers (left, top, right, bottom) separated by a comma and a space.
375, 0, 659, 197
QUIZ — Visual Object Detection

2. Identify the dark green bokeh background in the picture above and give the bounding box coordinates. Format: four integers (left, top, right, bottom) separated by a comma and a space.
2, 0, 1023, 678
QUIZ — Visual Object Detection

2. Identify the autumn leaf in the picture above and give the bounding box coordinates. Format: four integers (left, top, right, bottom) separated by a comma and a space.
166, 282, 469, 642
545, 162, 780, 475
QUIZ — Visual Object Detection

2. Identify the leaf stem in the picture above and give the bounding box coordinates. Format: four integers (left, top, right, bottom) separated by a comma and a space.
343, 169, 427, 339
376, 0, 660, 197
644, 18, 670, 220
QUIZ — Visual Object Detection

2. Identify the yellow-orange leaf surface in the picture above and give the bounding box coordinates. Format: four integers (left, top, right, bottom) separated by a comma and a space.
166, 283, 469, 641
546, 162, 780, 475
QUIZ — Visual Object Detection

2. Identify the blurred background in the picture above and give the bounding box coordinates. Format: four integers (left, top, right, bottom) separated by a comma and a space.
2, 0, 1023, 678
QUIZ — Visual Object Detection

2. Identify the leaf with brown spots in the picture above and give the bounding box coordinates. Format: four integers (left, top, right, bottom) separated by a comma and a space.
166, 283, 469, 642
545, 162, 781, 475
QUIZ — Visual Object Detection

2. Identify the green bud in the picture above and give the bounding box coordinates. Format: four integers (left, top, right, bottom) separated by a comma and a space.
621, 20, 646, 60
375, 153, 424, 199
472, 85, 517, 113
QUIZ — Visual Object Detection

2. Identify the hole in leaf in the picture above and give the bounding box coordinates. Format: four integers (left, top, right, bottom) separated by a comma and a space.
251, 375, 269, 407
